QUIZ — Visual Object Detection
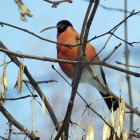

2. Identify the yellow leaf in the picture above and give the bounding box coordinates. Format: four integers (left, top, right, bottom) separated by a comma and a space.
122, 130, 128, 140
14, 64, 24, 93
86, 123, 94, 140
103, 119, 111, 140
115, 99, 126, 138
0, 57, 8, 103
110, 108, 115, 127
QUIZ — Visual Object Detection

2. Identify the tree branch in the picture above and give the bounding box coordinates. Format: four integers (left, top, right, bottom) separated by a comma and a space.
0, 95, 37, 101
0, 42, 60, 133
43, 0, 72, 8
0, 45, 140, 78
0, 104, 39, 140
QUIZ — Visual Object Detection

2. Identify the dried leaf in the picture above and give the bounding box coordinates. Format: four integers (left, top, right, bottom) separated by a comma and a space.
86, 123, 94, 140
0, 57, 8, 104
122, 130, 128, 140
115, 99, 126, 138
41, 96, 46, 114
14, 64, 24, 94
15, 0, 32, 21
103, 119, 111, 140
110, 108, 115, 127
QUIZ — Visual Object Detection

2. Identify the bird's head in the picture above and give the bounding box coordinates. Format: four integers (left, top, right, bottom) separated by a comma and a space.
57, 20, 73, 33
40, 20, 73, 33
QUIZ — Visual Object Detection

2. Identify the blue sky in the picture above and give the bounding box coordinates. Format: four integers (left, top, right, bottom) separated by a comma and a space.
0, 0, 140, 139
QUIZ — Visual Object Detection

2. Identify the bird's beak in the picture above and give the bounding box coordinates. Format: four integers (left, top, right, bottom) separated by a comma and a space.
40, 25, 59, 33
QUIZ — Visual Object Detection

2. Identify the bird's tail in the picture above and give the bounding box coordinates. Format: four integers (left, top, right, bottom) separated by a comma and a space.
99, 92, 119, 111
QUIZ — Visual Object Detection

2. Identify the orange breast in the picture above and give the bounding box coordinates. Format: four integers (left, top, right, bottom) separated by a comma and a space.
57, 26, 99, 79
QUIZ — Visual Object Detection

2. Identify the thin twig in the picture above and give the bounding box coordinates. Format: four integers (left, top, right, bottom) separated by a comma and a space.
0, 11, 140, 48
116, 61, 140, 68
0, 95, 37, 101
103, 43, 122, 61
88, 10, 140, 45
0, 136, 7, 140
99, 3, 140, 14
23, 80, 57, 84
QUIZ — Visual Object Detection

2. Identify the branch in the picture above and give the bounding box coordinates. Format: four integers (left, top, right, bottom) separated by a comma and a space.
1, 11, 140, 48
116, 61, 140, 68
0, 45, 140, 78
88, 10, 140, 45
23, 80, 57, 84
54, 0, 100, 139
99, 3, 140, 14
0, 22, 69, 47
43, 0, 72, 8
103, 43, 122, 61
0, 104, 39, 140
0, 42, 60, 133
0, 95, 37, 101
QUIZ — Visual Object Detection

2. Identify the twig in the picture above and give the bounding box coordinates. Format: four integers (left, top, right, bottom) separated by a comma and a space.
43, 0, 72, 8
1, 11, 140, 48
88, 10, 140, 45
103, 43, 122, 61
0, 61, 11, 67
0, 136, 7, 140
23, 80, 57, 84
0, 22, 69, 47
111, 32, 134, 46
0, 104, 39, 140
116, 61, 140, 68
0, 95, 37, 101
99, 3, 140, 14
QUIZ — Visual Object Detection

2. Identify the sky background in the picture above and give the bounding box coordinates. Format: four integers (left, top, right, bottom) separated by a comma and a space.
0, 0, 140, 139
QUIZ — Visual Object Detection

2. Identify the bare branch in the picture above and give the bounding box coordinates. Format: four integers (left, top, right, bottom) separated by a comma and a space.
116, 61, 140, 68
0, 104, 39, 140
23, 80, 57, 84
0, 45, 140, 77
43, 0, 72, 8
0, 95, 37, 101
0, 11, 140, 48
0, 42, 60, 133
54, 0, 100, 139
103, 43, 122, 61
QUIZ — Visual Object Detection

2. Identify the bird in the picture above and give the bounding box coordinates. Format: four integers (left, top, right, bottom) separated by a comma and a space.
41, 20, 119, 111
